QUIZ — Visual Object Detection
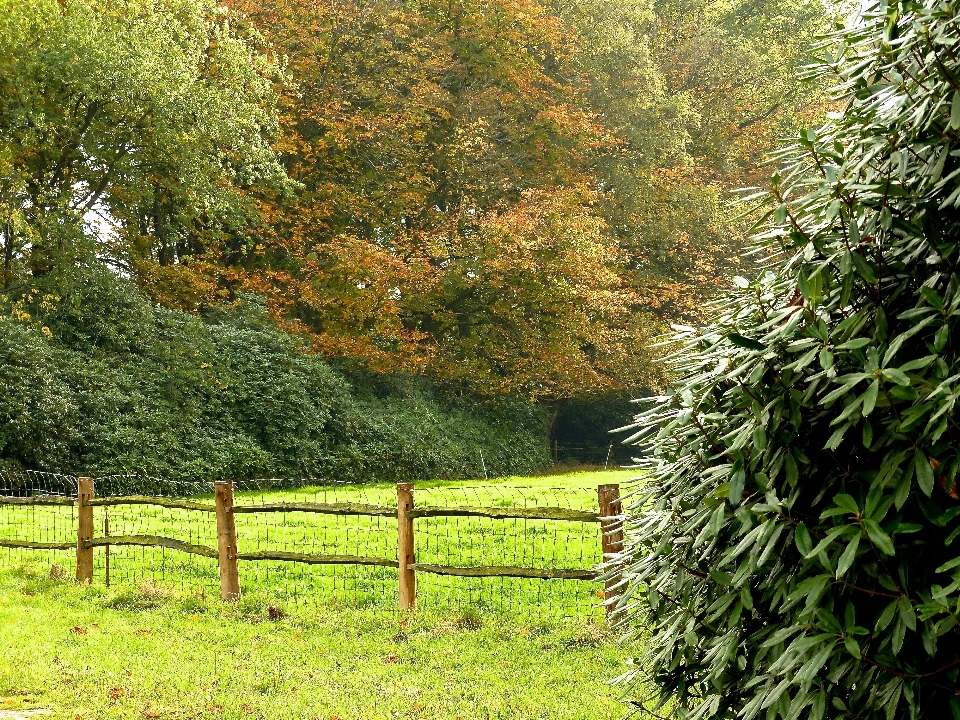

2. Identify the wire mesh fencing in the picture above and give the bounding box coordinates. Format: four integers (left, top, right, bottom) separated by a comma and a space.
232, 480, 399, 611
414, 484, 603, 619
92, 475, 221, 599
0, 470, 78, 574
0, 473, 616, 620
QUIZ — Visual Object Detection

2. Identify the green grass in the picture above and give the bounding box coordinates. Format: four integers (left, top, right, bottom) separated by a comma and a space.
0, 565, 638, 720
0, 469, 642, 618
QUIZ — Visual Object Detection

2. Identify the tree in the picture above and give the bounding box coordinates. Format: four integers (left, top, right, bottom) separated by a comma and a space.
224, 0, 665, 397
618, 2, 960, 718
417, 186, 661, 400
0, 0, 286, 304
620, 0, 839, 322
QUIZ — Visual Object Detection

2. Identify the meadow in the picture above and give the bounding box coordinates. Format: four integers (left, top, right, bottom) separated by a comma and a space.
0, 565, 639, 720
0, 469, 643, 719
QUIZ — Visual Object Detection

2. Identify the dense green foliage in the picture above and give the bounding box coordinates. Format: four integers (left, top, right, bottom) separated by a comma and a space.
619, 2, 960, 717
0, 0, 286, 298
0, 0, 839, 478
1, 272, 549, 481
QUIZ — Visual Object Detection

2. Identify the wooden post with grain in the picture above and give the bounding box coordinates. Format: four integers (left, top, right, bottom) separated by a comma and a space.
214, 481, 241, 601
397, 483, 416, 610
104, 507, 110, 587
597, 483, 624, 619
75, 477, 95, 582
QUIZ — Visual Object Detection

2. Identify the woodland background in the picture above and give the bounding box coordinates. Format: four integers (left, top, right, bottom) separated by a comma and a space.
0, 0, 839, 481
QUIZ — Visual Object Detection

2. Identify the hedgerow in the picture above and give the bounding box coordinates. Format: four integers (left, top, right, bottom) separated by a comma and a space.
0, 271, 549, 482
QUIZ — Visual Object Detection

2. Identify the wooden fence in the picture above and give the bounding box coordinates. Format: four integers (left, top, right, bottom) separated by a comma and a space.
1, 479, 625, 616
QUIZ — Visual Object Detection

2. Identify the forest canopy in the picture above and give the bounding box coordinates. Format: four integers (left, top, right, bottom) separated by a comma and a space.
0, 0, 838, 477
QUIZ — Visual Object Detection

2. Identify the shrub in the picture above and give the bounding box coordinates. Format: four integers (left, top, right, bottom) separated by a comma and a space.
619, 3, 960, 718
1, 273, 550, 482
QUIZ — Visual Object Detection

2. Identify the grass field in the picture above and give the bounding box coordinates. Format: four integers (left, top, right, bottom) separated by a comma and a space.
0, 562, 639, 719
0, 469, 642, 617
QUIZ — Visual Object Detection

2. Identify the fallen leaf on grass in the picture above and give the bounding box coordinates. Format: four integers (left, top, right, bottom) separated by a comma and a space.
69, 627, 86, 636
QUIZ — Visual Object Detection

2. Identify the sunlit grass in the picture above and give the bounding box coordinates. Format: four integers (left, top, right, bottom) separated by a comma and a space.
0, 566, 638, 720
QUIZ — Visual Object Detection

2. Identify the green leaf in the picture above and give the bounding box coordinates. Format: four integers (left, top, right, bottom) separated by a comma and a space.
805, 526, 848, 558
729, 469, 746, 504
843, 635, 861, 659
728, 333, 767, 351
950, 90, 960, 129
899, 355, 937, 372
892, 615, 906, 655
862, 380, 879, 416
882, 316, 939, 367
849, 217, 861, 244
920, 286, 944, 311
851, 251, 877, 283
753, 425, 767, 451
935, 556, 960, 573
935, 323, 950, 351
824, 422, 853, 450
819, 348, 834, 369
915, 449, 935, 496
836, 534, 861, 578
795, 523, 813, 556
797, 642, 837, 684
865, 519, 895, 555
898, 596, 917, 632
881, 367, 911, 386
785, 451, 799, 486
876, 601, 898, 633
833, 494, 861, 515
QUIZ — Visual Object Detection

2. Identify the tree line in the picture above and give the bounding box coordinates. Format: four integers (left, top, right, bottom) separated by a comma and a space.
0, 0, 836, 477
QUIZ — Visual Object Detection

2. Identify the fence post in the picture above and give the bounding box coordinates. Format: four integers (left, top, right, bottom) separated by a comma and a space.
104, 507, 110, 588
76, 477, 95, 583
397, 483, 416, 610
597, 484, 624, 620
215, 481, 241, 601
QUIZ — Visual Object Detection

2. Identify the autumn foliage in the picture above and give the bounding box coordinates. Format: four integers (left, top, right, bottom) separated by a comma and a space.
2, 0, 837, 404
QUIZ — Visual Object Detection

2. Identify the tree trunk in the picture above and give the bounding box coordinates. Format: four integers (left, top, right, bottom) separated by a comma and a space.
547, 398, 565, 449
2, 219, 11, 289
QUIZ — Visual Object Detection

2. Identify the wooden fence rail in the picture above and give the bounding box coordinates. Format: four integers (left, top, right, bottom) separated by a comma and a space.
1, 479, 626, 618
0, 495, 76, 507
